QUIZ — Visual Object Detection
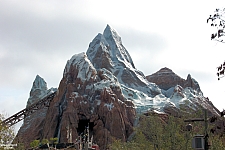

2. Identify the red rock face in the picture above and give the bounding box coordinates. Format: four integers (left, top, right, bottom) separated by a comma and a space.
146, 67, 201, 91
41, 53, 135, 149
147, 67, 220, 117
14, 108, 48, 148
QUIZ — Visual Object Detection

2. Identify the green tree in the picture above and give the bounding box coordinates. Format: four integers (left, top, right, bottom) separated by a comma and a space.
138, 114, 163, 149
209, 135, 225, 150
50, 137, 58, 145
41, 138, 49, 145
0, 114, 15, 145
110, 134, 154, 150
162, 116, 186, 150
15, 143, 25, 150
30, 140, 40, 148
111, 109, 225, 150
132, 131, 154, 150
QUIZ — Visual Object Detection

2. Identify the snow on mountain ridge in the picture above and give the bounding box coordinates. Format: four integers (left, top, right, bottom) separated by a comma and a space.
64, 52, 97, 82
27, 25, 216, 115
60, 25, 219, 115
27, 75, 57, 107
103, 24, 135, 69
87, 25, 162, 99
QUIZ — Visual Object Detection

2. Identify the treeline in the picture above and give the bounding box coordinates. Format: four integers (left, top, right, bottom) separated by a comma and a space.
110, 109, 225, 150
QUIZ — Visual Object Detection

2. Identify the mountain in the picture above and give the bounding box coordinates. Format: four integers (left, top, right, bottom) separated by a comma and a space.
86, 25, 161, 96
42, 52, 135, 149
14, 25, 220, 149
146, 67, 219, 116
146, 67, 200, 91
86, 25, 162, 114
14, 75, 57, 147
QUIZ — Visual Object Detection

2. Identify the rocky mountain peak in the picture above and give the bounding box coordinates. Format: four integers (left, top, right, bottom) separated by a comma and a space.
103, 24, 122, 45
158, 67, 173, 72
16, 75, 57, 148
146, 67, 184, 91
185, 73, 201, 92
87, 25, 135, 71
87, 25, 161, 98
86, 33, 114, 71
27, 75, 57, 107
40, 46, 135, 149
15, 25, 220, 149
63, 52, 97, 84
146, 67, 201, 92
31, 75, 47, 91
27, 75, 48, 107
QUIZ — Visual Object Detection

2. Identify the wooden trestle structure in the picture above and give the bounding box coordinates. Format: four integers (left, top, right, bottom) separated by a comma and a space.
1, 92, 56, 127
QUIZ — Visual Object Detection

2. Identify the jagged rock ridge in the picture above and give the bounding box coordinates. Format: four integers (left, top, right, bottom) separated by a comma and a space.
146, 67, 200, 91
14, 75, 57, 147
86, 25, 161, 98
146, 67, 219, 116
41, 52, 135, 149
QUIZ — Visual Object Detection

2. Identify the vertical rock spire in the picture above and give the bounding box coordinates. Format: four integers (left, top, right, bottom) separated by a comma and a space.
103, 24, 122, 45
27, 75, 48, 107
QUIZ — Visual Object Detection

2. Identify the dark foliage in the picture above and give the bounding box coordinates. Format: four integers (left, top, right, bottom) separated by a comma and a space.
207, 8, 225, 80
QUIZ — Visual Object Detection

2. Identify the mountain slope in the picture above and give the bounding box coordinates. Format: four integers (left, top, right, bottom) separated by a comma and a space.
14, 75, 57, 147
41, 52, 135, 149
147, 67, 220, 116
86, 25, 161, 98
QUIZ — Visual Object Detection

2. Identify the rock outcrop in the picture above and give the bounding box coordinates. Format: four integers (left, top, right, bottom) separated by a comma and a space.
146, 67, 200, 91
41, 53, 135, 149
14, 75, 57, 147
86, 25, 161, 98
146, 67, 220, 116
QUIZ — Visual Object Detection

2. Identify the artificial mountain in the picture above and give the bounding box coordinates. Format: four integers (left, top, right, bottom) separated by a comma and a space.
14, 25, 220, 149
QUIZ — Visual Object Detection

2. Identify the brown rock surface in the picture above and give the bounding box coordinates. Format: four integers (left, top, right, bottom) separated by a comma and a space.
41, 53, 135, 149
86, 25, 161, 97
146, 67, 201, 91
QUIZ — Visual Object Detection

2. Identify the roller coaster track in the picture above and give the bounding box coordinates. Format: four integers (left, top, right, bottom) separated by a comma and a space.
1, 92, 56, 127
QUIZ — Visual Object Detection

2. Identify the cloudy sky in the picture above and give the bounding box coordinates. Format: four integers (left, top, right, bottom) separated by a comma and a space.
1, 0, 225, 132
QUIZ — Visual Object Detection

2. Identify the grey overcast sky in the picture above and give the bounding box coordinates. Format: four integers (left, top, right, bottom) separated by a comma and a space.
1, 0, 225, 132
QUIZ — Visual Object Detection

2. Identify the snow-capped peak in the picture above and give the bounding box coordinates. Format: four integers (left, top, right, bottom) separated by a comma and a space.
86, 25, 161, 99
86, 33, 110, 64
30, 75, 48, 93
64, 25, 218, 115
103, 24, 122, 45
27, 75, 57, 107
63, 52, 97, 82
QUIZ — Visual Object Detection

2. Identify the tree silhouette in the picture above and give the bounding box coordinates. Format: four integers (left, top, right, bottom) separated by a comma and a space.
216, 62, 225, 80
207, 8, 225, 80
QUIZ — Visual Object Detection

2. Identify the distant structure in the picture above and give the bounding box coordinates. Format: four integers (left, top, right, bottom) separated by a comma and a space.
38, 123, 99, 150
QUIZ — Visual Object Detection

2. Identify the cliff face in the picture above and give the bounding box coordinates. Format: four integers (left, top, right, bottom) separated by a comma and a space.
146, 67, 200, 91
41, 53, 135, 149
86, 25, 161, 98
14, 75, 57, 147
146, 67, 220, 116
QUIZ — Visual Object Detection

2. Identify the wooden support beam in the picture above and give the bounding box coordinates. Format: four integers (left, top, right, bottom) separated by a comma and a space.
1, 92, 56, 127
